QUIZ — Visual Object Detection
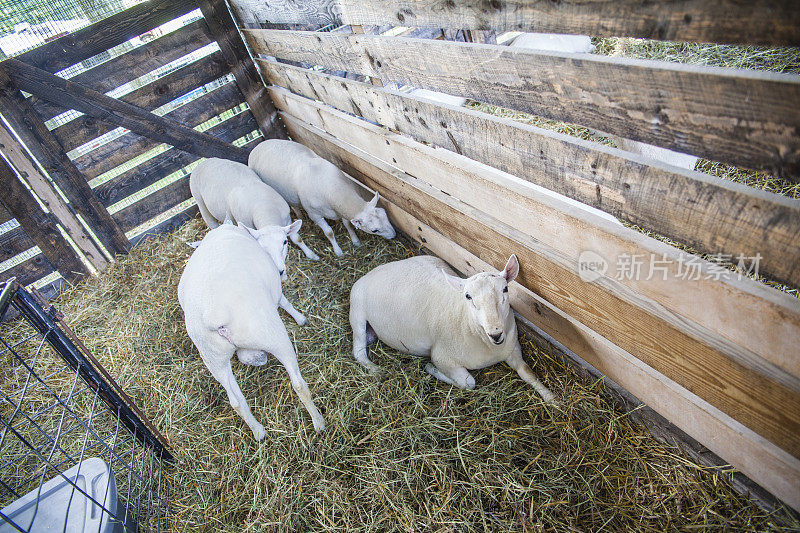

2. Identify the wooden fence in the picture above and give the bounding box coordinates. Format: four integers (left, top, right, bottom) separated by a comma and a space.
229, 0, 800, 510
0, 0, 284, 296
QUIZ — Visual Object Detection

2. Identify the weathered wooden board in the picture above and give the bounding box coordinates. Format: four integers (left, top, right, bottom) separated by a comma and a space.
4, 59, 251, 166
246, 30, 800, 179
271, 87, 800, 381
51, 51, 230, 152
0, 227, 34, 264
334, 0, 800, 46
0, 159, 87, 282
96, 110, 257, 206
112, 117, 259, 233
198, 0, 285, 139
280, 109, 800, 457
0, 72, 130, 257
31, 19, 215, 122
380, 198, 800, 513
0, 254, 57, 287
14, 0, 198, 74
129, 205, 199, 247
261, 60, 800, 287
228, 0, 340, 27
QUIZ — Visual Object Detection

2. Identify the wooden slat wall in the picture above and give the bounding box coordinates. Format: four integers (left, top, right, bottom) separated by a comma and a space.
229, 0, 800, 46
229, 1, 800, 511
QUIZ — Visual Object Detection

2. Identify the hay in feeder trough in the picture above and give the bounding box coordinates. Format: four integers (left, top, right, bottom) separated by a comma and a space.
2, 216, 798, 531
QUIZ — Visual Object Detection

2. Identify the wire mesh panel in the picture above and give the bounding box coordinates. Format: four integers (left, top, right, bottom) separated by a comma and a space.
0, 278, 171, 532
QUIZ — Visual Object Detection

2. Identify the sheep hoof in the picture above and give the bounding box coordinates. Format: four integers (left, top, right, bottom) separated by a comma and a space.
296, 314, 308, 326
307, 253, 320, 261
251, 422, 266, 441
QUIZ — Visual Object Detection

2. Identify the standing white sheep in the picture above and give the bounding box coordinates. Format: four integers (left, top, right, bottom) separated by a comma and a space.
248, 139, 396, 257
190, 158, 320, 269
178, 222, 325, 439
349, 255, 554, 401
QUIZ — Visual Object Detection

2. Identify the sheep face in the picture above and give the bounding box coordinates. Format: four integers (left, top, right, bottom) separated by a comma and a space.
442, 255, 519, 346
351, 193, 396, 239
240, 221, 302, 281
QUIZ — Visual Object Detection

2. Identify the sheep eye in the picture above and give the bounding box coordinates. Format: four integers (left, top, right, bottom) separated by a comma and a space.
465, 293, 472, 300
283, 240, 288, 245
503, 286, 508, 293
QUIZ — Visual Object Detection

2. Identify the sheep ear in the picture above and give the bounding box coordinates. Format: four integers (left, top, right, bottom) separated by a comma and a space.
285, 219, 302, 235
441, 269, 465, 291
368, 192, 380, 209
350, 217, 363, 230
238, 222, 258, 238
502, 254, 519, 282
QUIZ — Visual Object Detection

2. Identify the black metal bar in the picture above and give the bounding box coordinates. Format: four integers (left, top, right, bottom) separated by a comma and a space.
9, 286, 173, 462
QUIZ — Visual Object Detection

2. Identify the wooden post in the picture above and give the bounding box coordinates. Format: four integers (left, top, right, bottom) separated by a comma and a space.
0, 121, 108, 271
0, 70, 131, 256
0, 157, 89, 283
197, 0, 286, 139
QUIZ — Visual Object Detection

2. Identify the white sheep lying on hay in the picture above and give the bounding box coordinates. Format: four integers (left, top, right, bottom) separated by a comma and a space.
178, 222, 325, 439
248, 139, 396, 257
349, 255, 554, 401
190, 158, 319, 269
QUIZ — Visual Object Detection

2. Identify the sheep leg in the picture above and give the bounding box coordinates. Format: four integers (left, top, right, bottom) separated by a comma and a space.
289, 230, 320, 261
341, 219, 362, 247
270, 335, 326, 432
207, 360, 266, 440
279, 294, 308, 325
425, 362, 475, 390
195, 197, 219, 229
507, 343, 554, 402
349, 307, 382, 374
312, 216, 344, 257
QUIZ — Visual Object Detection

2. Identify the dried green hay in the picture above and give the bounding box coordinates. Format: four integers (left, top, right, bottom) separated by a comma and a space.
1, 216, 797, 531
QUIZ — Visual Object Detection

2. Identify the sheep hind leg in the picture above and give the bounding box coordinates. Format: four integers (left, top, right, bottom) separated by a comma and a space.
349, 308, 382, 374
195, 197, 219, 229
206, 359, 265, 440
289, 230, 320, 261
341, 219, 361, 247
270, 335, 326, 433
311, 216, 344, 257
279, 294, 307, 325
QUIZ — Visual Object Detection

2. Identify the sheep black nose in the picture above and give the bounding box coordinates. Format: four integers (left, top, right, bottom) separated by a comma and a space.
489, 332, 504, 344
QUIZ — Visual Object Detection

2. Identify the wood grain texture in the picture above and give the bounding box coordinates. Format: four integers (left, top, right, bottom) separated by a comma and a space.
335, 0, 800, 46
261, 60, 800, 287
4, 59, 250, 166
128, 205, 199, 247
0, 121, 108, 270
246, 30, 800, 179
0, 72, 131, 256
198, 0, 286, 139
271, 87, 800, 381
0, 227, 34, 264
380, 198, 800, 512
14, 0, 197, 74
0, 253, 57, 287
31, 19, 215, 123
74, 82, 244, 179
51, 51, 230, 152
279, 109, 800, 457
96, 110, 256, 207
0, 159, 87, 283
228, 0, 340, 26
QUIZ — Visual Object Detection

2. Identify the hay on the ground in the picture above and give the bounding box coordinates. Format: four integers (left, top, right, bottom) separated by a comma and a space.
2, 217, 797, 531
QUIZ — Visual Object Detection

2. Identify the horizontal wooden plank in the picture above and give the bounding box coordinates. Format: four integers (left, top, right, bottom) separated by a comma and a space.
32, 19, 214, 122
129, 204, 199, 247
261, 60, 800, 288
246, 30, 800, 179
272, 87, 800, 381
14, 0, 198, 74
4, 59, 251, 167
0, 253, 56, 287
111, 116, 259, 233
279, 109, 800, 457
229, 0, 340, 27
96, 110, 256, 206
74, 81, 244, 179
0, 227, 34, 264
381, 199, 800, 512
336, 0, 800, 46
51, 51, 230, 152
